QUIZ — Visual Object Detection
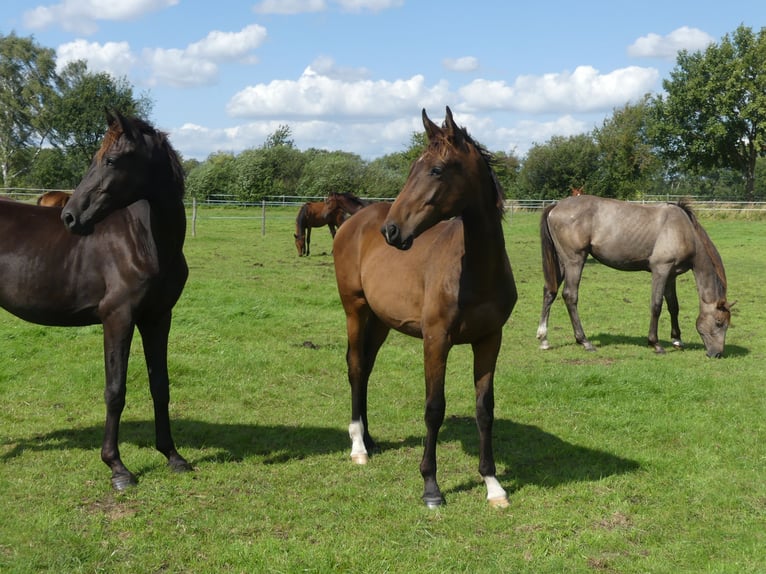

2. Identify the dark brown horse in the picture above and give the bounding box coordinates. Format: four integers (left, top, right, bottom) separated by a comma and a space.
294, 199, 345, 256
37, 190, 72, 207
333, 107, 517, 507
537, 195, 731, 357
326, 191, 368, 216
0, 110, 191, 490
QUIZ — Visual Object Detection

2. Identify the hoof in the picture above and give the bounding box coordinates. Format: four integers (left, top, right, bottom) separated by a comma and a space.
169, 459, 193, 473
488, 496, 510, 508
539, 341, 550, 350
672, 340, 684, 349
422, 495, 445, 509
351, 453, 369, 465
111, 472, 138, 491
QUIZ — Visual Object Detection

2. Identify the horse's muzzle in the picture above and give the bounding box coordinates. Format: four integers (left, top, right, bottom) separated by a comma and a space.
381, 223, 413, 250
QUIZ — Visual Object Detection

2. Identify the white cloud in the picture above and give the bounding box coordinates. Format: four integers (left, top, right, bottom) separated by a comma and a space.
56, 39, 137, 76
458, 65, 659, 114
253, 0, 326, 15
23, 0, 179, 34
226, 66, 451, 118
186, 24, 268, 61
55, 24, 266, 88
628, 26, 715, 59
443, 56, 480, 73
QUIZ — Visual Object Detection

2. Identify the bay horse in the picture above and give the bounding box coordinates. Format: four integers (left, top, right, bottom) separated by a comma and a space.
0, 109, 191, 490
333, 107, 517, 507
37, 190, 72, 207
536, 195, 731, 357
294, 199, 345, 256
327, 191, 368, 216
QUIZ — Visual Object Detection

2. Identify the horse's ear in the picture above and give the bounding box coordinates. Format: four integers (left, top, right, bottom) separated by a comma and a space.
443, 106, 465, 148
422, 108, 441, 141
105, 108, 120, 129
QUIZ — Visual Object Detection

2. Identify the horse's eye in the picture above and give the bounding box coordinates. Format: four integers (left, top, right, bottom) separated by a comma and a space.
105, 156, 116, 166
429, 166, 442, 176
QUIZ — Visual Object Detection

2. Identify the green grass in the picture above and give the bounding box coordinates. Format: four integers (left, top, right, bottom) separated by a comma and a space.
1, 206, 765, 573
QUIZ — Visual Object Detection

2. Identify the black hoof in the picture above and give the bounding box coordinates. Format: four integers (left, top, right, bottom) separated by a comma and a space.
422, 495, 445, 509
168, 458, 193, 473
111, 472, 138, 491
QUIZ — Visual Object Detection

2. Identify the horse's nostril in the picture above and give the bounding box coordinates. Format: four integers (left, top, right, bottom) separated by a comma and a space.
381, 223, 400, 244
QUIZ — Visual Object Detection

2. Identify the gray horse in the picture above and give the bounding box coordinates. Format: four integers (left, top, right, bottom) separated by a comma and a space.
536, 195, 731, 357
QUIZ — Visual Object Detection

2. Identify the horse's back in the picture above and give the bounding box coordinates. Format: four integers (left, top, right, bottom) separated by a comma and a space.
547, 196, 695, 269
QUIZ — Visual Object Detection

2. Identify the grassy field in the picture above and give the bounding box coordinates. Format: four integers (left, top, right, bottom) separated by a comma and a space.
1, 205, 764, 573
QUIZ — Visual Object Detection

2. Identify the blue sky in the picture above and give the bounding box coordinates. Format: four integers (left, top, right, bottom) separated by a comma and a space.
2, 1, 765, 161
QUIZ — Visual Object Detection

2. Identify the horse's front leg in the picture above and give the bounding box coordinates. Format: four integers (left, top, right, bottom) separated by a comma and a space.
305, 227, 311, 256
345, 304, 389, 464
101, 314, 137, 490
648, 270, 670, 353
664, 274, 683, 349
561, 261, 595, 351
138, 313, 191, 474
420, 335, 449, 508
472, 332, 508, 508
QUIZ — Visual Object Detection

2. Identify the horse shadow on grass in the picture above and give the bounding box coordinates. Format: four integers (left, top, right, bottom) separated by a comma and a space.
2, 416, 639, 493
586, 332, 748, 357
375, 415, 641, 497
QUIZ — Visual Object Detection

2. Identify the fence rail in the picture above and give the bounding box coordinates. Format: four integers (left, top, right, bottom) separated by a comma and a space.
5, 188, 766, 214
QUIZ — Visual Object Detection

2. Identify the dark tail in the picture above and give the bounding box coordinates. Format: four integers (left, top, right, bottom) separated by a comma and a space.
540, 203, 562, 294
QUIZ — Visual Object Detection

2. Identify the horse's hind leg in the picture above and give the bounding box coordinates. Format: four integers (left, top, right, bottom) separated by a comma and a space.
664, 275, 683, 349
346, 305, 389, 464
138, 314, 191, 474
472, 332, 508, 508
536, 284, 558, 350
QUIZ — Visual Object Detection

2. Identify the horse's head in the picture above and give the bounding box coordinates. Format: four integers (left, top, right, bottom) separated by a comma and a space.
696, 299, 732, 358
382, 107, 489, 250
62, 109, 154, 235
294, 233, 306, 256
322, 193, 339, 220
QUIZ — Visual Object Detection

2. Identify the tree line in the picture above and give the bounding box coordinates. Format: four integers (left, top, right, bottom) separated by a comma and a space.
4, 26, 766, 202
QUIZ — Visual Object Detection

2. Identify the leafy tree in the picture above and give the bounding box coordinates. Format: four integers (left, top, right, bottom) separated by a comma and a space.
297, 150, 365, 198
491, 150, 521, 199
516, 134, 599, 199
49, 60, 153, 173
592, 97, 662, 199
362, 152, 409, 198
652, 25, 766, 199
0, 33, 58, 187
185, 152, 237, 201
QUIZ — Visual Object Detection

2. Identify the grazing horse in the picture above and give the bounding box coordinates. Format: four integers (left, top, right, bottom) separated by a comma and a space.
327, 191, 368, 216
333, 107, 517, 507
570, 186, 584, 197
0, 109, 191, 490
294, 199, 345, 256
536, 195, 731, 357
37, 190, 72, 207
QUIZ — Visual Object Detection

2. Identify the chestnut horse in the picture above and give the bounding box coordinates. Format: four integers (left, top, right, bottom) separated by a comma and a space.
537, 195, 731, 357
0, 110, 191, 490
333, 107, 517, 507
36, 190, 72, 207
294, 199, 345, 256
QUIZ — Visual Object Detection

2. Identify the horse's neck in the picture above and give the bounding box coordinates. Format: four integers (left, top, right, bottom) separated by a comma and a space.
692, 231, 726, 304
460, 191, 507, 267
147, 191, 187, 256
